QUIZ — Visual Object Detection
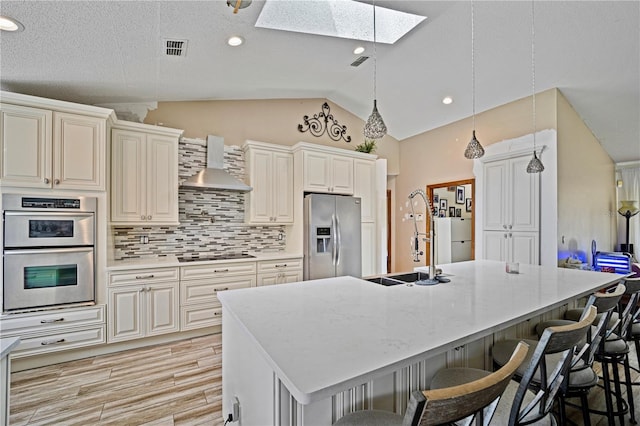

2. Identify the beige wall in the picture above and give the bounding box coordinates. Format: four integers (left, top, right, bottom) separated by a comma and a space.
556, 92, 615, 261
144, 98, 400, 174
394, 90, 558, 272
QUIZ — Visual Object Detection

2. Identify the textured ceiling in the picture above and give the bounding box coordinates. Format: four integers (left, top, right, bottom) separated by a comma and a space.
1, 0, 638, 162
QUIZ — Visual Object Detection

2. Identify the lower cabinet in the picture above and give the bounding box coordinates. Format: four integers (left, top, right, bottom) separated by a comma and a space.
483, 230, 540, 265
256, 258, 302, 286
180, 262, 256, 331
107, 268, 180, 343
0, 305, 106, 358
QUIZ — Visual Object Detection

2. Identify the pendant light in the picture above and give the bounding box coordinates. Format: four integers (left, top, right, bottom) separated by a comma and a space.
464, 0, 485, 159
363, 0, 387, 140
526, 0, 544, 173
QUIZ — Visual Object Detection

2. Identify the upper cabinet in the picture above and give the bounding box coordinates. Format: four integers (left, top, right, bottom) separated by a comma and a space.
0, 93, 111, 191
300, 149, 354, 194
110, 122, 183, 225
483, 155, 540, 232
243, 141, 294, 225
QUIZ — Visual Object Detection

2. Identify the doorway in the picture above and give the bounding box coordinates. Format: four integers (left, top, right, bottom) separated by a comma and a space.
425, 178, 475, 265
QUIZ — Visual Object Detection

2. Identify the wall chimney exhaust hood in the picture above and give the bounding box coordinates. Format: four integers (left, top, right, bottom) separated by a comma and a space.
181, 135, 252, 192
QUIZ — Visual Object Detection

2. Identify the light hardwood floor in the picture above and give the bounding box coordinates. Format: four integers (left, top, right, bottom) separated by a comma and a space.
9, 333, 640, 425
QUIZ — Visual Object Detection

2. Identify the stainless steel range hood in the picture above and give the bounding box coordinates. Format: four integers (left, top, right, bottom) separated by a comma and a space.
181, 135, 252, 192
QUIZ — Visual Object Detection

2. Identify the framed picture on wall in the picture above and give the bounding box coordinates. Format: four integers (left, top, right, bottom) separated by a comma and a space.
449, 207, 455, 217
456, 208, 462, 217
434, 194, 439, 204
440, 199, 447, 210
456, 186, 465, 204
465, 198, 472, 212
439, 209, 446, 217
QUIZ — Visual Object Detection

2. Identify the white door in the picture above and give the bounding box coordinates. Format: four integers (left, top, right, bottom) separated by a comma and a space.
0, 103, 52, 188
111, 129, 146, 222
249, 149, 273, 223
511, 232, 540, 265
146, 135, 178, 223
303, 151, 331, 192
273, 151, 293, 223
483, 231, 508, 262
108, 286, 144, 342
54, 112, 105, 190
483, 161, 508, 231
331, 156, 354, 194
146, 283, 179, 336
509, 156, 540, 232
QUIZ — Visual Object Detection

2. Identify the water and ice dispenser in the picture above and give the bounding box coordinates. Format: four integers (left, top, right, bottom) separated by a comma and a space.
315, 227, 331, 253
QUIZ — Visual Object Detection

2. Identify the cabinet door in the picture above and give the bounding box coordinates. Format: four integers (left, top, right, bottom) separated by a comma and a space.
509, 156, 540, 232
108, 286, 144, 342
0, 103, 52, 188
303, 151, 331, 192
54, 112, 105, 190
483, 161, 508, 231
257, 273, 279, 287
331, 156, 354, 194
511, 232, 540, 265
146, 134, 179, 224
111, 129, 146, 222
361, 222, 377, 277
248, 149, 274, 223
273, 151, 294, 223
280, 271, 302, 284
483, 231, 508, 262
146, 283, 179, 336
353, 159, 376, 222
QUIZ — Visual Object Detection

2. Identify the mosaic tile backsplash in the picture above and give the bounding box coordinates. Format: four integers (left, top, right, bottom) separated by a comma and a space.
112, 137, 286, 260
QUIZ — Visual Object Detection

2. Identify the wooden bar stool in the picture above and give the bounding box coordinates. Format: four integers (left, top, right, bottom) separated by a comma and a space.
430, 306, 597, 425
332, 342, 529, 426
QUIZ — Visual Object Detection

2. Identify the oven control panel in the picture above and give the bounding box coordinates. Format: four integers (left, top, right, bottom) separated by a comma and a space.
21, 197, 81, 209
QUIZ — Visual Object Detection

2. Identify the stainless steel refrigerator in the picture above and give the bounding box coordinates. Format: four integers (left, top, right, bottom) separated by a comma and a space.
303, 193, 362, 280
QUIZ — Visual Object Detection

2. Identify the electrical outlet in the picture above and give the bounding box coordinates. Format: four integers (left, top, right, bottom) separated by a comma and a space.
277, 232, 284, 241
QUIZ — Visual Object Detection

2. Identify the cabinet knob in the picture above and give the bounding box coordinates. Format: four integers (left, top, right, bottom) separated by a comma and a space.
44, 177, 50, 184
141, 215, 146, 220
508, 233, 512, 238
147, 215, 152, 220
503, 224, 507, 229
504, 234, 508, 238
508, 225, 512, 229
54, 178, 60, 185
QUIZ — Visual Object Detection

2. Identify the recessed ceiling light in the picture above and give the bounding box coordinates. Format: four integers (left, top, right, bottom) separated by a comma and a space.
0, 15, 24, 32
227, 36, 244, 47
353, 46, 365, 55
442, 96, 453, 105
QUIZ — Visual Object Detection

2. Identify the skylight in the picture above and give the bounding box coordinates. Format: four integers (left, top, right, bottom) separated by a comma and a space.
255, 0, 426, 44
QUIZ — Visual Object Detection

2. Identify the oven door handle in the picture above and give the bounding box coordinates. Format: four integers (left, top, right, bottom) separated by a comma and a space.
4, 211, 94, 218
3, 247, 94, 256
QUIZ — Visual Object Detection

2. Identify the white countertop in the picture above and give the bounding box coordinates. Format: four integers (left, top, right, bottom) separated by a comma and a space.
217, 259, 624, 405
1, 337, 20, 359
106, 252, 302, 270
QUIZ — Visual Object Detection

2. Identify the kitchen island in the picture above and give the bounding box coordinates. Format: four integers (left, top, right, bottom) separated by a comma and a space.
218, 260, 624, 425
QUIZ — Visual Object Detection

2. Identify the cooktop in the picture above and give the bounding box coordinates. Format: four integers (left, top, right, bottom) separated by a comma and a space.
177, 253, 256, 263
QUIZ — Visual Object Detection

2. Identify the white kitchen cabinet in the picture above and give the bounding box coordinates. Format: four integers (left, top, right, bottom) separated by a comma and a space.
361, 222, 377, 277
483, 230, 539, 265
0, 305, 106, 358
256, 257, 303, 286
353, 158, 377, 222
243, 141, 294, 224
180, 261, 256, 331
0, 103, 107, 190
483, 155, 539, 232
302, 150, 354, 194
107, 268, 180, 343
111, 123, 183, 225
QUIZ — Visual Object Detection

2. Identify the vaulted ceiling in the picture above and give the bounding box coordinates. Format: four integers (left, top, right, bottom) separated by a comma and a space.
1, 1, 638, 162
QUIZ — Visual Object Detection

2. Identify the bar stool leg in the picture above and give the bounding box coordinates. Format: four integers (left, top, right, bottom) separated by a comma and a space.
624, 354, 637, 424
612, 358, 626, 425
602, 359, 617, 425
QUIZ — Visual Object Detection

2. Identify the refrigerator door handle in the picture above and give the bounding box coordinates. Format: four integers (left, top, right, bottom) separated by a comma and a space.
331, 213, 337, 266
335, 214, 341, 266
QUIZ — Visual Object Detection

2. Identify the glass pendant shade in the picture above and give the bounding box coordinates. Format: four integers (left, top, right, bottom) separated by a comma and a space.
526, 150, 545, 173
363, 100, 387, 140
464, 130, 485, 159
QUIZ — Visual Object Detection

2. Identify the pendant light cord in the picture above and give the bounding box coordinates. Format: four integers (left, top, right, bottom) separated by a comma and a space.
471, 0, 476, 130
373, 0, 377, 100
531, 0, 536, 151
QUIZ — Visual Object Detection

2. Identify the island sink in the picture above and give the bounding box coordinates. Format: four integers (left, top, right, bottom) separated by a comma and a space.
364, 271, 434, 286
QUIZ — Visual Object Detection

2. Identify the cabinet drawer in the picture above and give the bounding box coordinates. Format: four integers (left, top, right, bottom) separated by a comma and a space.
180, 261, 256, 280
181, 276, 255, 306
0, 305, 105, 335
181, 305, 222, 331
257, 258, 302, 273
108, 268, 179, 286
11, 325, 105, 358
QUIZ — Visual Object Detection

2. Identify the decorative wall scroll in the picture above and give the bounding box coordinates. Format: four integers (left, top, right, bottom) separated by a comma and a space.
298, 102, 352, 143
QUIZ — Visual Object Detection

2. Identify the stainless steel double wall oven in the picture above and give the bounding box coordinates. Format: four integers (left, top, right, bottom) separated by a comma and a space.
2, 194, 96, 312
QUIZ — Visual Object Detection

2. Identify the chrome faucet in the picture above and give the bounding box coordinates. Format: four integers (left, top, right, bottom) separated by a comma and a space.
408, 189, 437, 280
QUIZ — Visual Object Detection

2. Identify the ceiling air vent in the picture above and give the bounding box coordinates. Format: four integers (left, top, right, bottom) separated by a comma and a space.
350, 56, 370, 67
163, 39, 188, 57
